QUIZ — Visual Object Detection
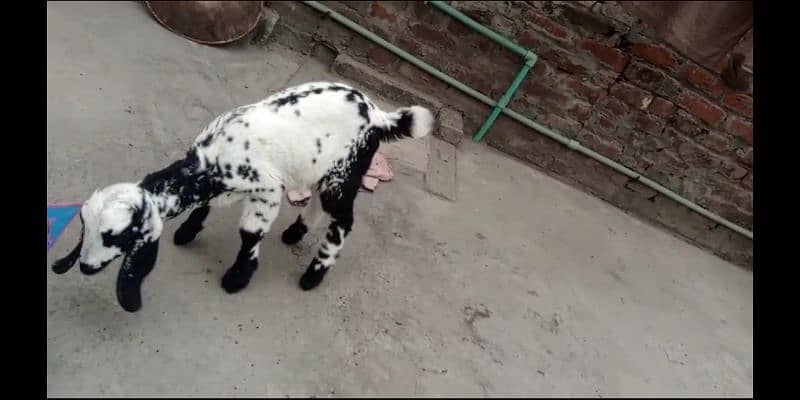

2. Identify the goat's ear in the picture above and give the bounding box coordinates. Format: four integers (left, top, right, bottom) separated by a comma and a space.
52, 222, 84, 274
51, 238, 82, 274
115, 238, 160, 312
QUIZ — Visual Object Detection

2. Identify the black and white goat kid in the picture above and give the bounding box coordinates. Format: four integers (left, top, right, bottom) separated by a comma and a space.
51, 82, 434, 312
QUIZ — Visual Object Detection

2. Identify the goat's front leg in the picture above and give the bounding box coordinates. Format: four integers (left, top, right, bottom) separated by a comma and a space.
221, 192, 282, 294
299, 188, 355, 290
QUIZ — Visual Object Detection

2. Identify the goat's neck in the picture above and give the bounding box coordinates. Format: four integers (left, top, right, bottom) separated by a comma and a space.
138, 153, 223, 220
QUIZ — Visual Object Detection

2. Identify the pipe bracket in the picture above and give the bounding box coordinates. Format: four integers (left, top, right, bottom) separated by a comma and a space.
524, 50, 537, 66
567, 139, 581, 150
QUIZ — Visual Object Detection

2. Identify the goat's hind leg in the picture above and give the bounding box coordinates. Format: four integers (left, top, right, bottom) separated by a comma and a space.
173, 204, 211, 245
282, 191, 322, 245
221, 189, 283, 294
299, 187, 356, 290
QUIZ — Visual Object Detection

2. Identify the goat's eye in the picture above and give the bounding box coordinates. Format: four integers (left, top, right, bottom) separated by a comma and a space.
101, 230, 116, 247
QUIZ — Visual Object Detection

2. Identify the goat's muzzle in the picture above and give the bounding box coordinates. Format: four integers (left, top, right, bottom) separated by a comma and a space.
79, 260, 112, 275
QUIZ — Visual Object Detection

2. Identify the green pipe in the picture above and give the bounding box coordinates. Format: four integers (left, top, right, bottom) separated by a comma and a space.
426, 0, 536, 142
474, 56, 536, 142
300, 1, 753, 240
427, 0, 529, 58
304, 1, 496, 106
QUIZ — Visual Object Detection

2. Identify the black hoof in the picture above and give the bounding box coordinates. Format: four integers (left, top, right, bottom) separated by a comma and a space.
281, 220, 308, 246
117, 288, 143, 313
299, 266, 328, 291
174, 225, 202, 246
221, 263, 257, 294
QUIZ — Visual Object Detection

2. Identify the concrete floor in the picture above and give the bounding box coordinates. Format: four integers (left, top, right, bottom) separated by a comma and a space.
46, 2, 753, 397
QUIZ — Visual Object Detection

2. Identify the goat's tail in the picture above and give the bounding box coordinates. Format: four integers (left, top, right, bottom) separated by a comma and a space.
374, 105, 434, 143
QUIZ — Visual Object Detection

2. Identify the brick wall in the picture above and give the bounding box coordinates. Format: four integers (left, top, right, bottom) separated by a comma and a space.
264, 1, 753, 267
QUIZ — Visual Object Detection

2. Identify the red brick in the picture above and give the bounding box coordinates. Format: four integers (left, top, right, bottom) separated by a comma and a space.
612, 126, 635, 142
682, 63, 725, 99
531, 63, 570, 90
676, 138, 714, 169
524, 81, 570, 111
269, 1, 323, 29
396, 61, 449, 94
706, 175, 753, 214
532, 58, 552, 78
741, 172, 753, 190
409, 23, 454, 48
568, 101, 593, 123
697, 131, 734, 155
323, 2, 366, 25
631, 130, 674, 153
565, 77, 605, 103
446, 18, 472, 36
463, 70, 494, 96
677, 90, 727, 127
462, 8, 493, 26
366, 46, 398, 69
679, 176, 711, 203
735, 146, 753, 166
348, 34, 377, 58
484, 44, 518, 66
648, 97, 676, 117
712, 155, 748, 180
524, 9, 574, 43
561, 2, 620, 39
581, 39, 629, 72
591, 69, 619, 88
624, 61, 682, 98
599, 1, 640, 27
539, 112, 584, 138
659, 77, 684, 101
586, 113, 618, 136
721, 92, 753, 118
698, 193, 743, 221
578, 129, 624, 158
394, 35, 415, 53
341, 1, 370, 15
369, 2, 397, 22
520, 30, 591, 75
546, 46, 595, 75
641, 149, 688, 177
618, 145, 652, 171
631, 112, 665, 135
597, 97, 630, 120
316, 18, 354, 49
610, 82, 653, 110
411, 1, 450, 26
724, 116, 753, 145
670, 110, 708, 137
629, 42, 681, 71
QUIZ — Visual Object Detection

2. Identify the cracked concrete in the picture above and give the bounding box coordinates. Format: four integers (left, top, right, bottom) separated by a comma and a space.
47, 2, 752, 397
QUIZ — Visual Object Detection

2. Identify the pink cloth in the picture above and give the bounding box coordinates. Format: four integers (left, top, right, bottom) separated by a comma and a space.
366, 152, 393, 182
286, 152, 394, 202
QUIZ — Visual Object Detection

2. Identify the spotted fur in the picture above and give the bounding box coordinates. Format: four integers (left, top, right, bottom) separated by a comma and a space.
51, 82, 434, 312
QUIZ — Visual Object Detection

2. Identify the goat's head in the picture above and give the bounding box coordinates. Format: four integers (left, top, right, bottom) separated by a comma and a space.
51, 183, 163, 312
